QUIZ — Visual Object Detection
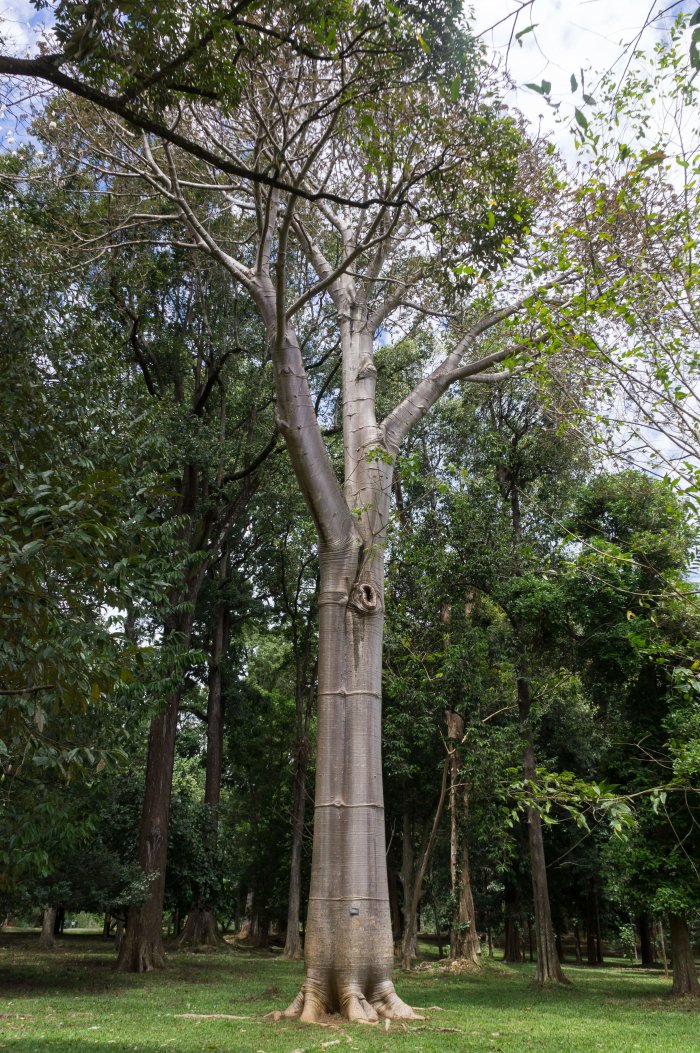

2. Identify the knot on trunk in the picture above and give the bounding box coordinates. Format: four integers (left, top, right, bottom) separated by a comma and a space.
357, 357, 377, 380
349, 581, 380, 614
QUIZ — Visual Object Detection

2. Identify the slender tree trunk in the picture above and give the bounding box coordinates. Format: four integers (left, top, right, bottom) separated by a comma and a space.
181, 577, 229, 950
40, 907, 56, 949
400, 811, 416, 962
638, 912, 654, 967
102, 913, 112, 939
117, 681, 181, 971
446, 713, 480, 964
656, 917, 669, 978
387, 864, 401, 954
573, 922, 582, 964
283, 734, 309, 959
503, 883, 523, 963
670, 914, 699, 997
504, 914, 523, 963
115, 917, 124, 954
402, 760, 449, 970
53, 906, 64, 936
517, 676, 567, 985
586, 879, 598, 965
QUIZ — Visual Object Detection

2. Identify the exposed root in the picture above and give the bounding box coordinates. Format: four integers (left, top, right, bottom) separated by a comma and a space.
370, 980, 424, 1021
270, 979, 424, 1024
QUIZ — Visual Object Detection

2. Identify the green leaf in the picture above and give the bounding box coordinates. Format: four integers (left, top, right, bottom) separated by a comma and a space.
515, 24, 538, 46
450, 74, 461, 103
690, 6, 700, 26
574, 107, 589, 131
691, 27, 700, 71
570, 73, 578, 93
525, 80, 550, 96
582, 94, 596, 106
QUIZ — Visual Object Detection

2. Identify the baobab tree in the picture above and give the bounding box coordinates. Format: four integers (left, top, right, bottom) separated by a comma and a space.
36, 9, 590, 1013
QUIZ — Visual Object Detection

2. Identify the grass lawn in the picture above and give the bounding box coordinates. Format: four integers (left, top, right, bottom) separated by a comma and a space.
0, 933, 697, 1053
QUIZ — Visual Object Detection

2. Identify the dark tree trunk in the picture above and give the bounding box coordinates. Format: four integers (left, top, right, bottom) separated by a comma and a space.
670, 913, 699, 997
182, 577, 229, 950
638, 912, 654, 967
254, 909, 270, 948
504, 914, 523, 963
447, 711, 480, 965
179, 905, 222, 947
283, 736, 309, 959
53, 906, 65, 936
283, 576, 317, 961
555, 933, 564, 962
115, 917, 124, 954
117, 676, 183, 972
517, 676, 567, 985
573, 922, 582, 964
102, 913, 112, 939
388, 864, 401, 952
401, 761, 449, 970
400, 811, 418, 966
40, 907, 56, 949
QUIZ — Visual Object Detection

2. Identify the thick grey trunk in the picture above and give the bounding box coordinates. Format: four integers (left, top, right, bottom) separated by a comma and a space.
265, 287, 419, 1021
299, 542, 402, 1019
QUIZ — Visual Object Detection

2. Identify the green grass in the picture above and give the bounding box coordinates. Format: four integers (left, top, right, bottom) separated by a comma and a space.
0, 933, 697, 1053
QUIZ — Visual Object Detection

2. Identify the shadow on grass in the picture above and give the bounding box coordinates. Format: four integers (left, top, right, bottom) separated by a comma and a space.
398, 960, 687, 1017
0, 938, 259, 999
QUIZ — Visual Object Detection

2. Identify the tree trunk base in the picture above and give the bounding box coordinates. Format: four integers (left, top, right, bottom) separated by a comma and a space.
178, 909, 226, 949
533, 960, 571, 987
269, 977, 424, 1024
116, 931, 166, 972
282, 936, 303, 961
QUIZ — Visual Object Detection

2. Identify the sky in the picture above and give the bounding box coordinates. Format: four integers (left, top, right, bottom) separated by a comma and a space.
470, 0, 698, 146
0, 1, 694, 121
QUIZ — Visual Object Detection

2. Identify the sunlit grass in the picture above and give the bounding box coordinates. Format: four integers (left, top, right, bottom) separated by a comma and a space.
0, 933, 697, 1053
